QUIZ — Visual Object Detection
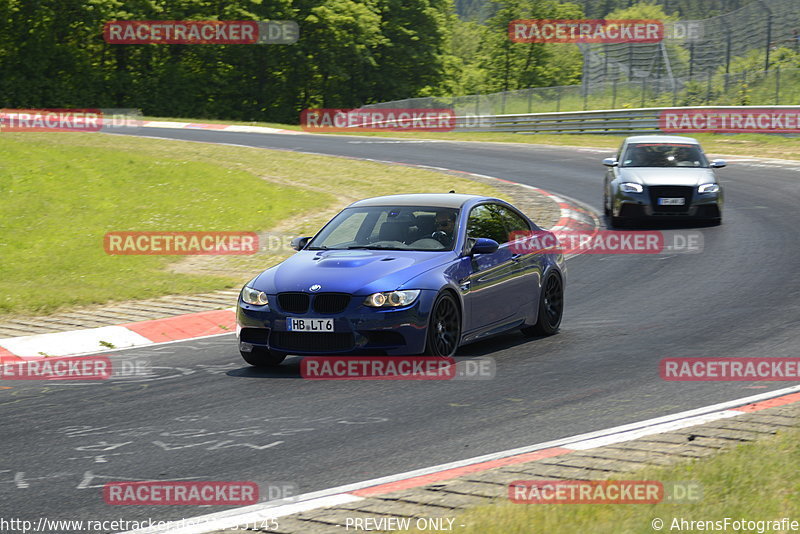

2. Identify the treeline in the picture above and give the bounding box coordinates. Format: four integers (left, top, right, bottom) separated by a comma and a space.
457, 0, 756, 21
0, 0, 590, 122
572, 0, 755, 18
0, 0, 454, 123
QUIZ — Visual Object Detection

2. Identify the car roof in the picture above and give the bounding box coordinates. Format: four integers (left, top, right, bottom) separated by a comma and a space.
348, 193, 496, 209
625, 135, 700, 145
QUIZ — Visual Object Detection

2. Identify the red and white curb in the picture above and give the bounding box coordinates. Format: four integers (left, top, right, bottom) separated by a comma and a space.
140, 121, 303, 135
124, 385, 800, 534
0, 309, 236, 362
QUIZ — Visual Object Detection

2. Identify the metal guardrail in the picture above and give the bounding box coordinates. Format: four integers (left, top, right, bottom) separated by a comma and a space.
453, 105, 800, 135
455, 107, 661, 134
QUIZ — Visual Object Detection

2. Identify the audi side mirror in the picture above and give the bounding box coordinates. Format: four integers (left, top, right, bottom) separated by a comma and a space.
602, 157, 618, 167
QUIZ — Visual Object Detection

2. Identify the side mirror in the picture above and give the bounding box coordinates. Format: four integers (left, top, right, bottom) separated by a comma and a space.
602, 157, 618, 167
290, 236, 311, 251
470, 238, 499, 255
710, 159, 726, 168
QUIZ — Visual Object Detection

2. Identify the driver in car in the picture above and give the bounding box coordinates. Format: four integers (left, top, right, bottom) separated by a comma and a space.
433, 211, 456, 247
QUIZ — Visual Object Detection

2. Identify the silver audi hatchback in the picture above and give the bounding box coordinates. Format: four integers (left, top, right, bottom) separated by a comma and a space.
603, 135, 725, 227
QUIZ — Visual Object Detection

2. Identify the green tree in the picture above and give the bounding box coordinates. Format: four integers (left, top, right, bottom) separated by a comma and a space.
477, 0, 584, 93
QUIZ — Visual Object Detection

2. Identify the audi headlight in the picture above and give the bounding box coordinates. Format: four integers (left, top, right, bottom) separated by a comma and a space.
698, 183, 720, 193
620, 182, 643, 193
241, 286, 269, 306
364, 290, 421, 308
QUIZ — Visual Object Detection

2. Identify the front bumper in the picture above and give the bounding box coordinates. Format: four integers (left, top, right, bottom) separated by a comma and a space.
236, 290, 436, 356
614, 186, 722, 219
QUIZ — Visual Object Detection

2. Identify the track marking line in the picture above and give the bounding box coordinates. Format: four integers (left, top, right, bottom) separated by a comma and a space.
123, 384, 800, 534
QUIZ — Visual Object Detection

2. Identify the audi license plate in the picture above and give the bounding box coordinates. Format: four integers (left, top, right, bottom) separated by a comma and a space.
287, 318, 334, 332
658, 197, 685, 206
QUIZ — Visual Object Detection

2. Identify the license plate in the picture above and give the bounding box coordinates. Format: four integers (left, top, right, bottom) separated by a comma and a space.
658, 197, 685, 206
287, 318, 334, 332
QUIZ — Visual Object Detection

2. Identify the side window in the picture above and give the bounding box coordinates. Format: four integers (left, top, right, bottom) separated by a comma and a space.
494, 205, 530, 235
467, 204, 509, 244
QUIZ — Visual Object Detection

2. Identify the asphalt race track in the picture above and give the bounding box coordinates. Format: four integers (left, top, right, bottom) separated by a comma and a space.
3, 129, 799, 529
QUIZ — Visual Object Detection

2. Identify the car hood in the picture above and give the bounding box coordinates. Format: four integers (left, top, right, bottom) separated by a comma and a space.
253, 249, 454, 295
618, 167, 717, 186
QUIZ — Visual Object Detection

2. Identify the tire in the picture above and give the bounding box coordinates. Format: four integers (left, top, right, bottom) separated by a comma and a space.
603, 190, 611, 216
424, 292, 461, 357
241, 346, 287, 367
521, 272, 563, 337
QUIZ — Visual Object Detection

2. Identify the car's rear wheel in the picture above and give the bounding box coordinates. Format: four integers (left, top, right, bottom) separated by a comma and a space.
425, 293, 461, 357
241, 347, 287, 367
522, 272, 563, 337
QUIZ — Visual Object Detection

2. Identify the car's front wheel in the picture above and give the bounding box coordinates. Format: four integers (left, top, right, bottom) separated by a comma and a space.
521, 272, 563, 337
425, 292, 461, 357
241, 347, 287, 367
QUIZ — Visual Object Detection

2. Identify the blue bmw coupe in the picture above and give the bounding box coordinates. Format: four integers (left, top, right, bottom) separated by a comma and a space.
237, 193, 566, 366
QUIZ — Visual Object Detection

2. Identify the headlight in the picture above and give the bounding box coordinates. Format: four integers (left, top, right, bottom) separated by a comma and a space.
241, 286, 269, 306
698, 183, 720, 193
364, 290, 421, 308
620, 182, 643, 193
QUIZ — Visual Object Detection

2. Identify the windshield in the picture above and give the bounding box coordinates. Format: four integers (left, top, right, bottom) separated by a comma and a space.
621, 143, 708, 168
307, 206, 460, 251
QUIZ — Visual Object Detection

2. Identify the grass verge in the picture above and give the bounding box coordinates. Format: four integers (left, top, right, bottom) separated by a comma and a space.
0, 132, 501, 317
443, 425, 800, 534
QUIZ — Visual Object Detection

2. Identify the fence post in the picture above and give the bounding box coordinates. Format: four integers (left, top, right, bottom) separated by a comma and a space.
724, 30, 732, 91
640, 77, 647, 107
706, 71, 712, 105
741, 70, 748, 105
757, 0, 774, 71
688, 42, 695, 79
556, 87, 561, 112
628, 43, 634, 81
527, 89, 533, 113
764, 14, 773, 71
612, 80, 617, 109
775, 66, 781, 104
